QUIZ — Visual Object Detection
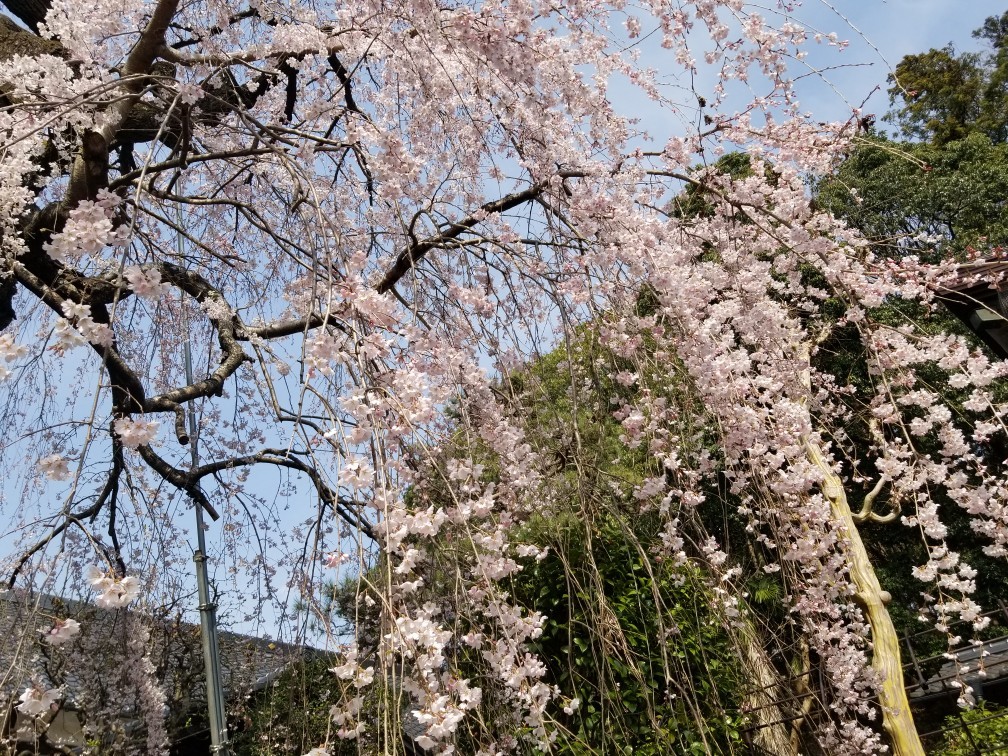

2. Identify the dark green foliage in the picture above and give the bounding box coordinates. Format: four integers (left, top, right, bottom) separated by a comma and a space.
809, 297, 1008, 667
933, 702, 1008, 755
490, 317, 767, 754
815, 133, 1008, 261
511, 512, 747, 755
831, 12, 1008, 264
814, 13, 1008, 663
887, 11, 1008, 146
888, 46, 988, 146
231, 653, 341, 756
817, 16, 1008, 660
670, 151, 770, 221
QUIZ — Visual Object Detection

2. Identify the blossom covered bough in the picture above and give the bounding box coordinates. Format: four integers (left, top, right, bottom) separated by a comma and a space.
0, 0, 1005, 752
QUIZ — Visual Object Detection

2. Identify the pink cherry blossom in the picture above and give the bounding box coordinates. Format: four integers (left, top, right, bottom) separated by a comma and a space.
17, 684, 61, 717
323, 551, 350, 568
1, 1, 1004, 753
0, 333, 26, 381
42, 618, 81, 646
123, 266, 166, 298
37, 454, 73, 481
113, 417, 159, 449
86, 566, 141, 608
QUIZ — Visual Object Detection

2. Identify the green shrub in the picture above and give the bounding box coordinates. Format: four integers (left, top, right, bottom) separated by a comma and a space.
934, 702, 1008, 755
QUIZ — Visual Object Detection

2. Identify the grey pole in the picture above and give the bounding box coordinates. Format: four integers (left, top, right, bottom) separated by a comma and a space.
178, 207, 231, 754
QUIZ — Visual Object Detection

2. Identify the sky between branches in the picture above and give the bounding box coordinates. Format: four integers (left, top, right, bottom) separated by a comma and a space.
607, 1, 1007, 147
3, 0, 1006, 646
803, 1, 1006, 122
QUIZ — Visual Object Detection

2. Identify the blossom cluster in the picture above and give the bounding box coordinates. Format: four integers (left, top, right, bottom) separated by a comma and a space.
17, 684, 61, 717
86, 565, 141, 608
113, 416, 159, 449
5, 1, 1008, 754
0, 333, 26, 381
37, 453, 74, 481
42, 193, 126, 264
123, 266, 166, 298
42, 617, 81, 645
59, 299, 113, 349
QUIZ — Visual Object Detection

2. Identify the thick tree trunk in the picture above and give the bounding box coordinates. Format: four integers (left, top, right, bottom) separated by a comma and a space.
0, 13, 60, 59
804, 437, 925, 756
799, 350, 924, 756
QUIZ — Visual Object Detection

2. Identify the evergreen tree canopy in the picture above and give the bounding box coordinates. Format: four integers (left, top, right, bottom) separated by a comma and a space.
816, 132, 1008, 261
888, 11, 1008, 145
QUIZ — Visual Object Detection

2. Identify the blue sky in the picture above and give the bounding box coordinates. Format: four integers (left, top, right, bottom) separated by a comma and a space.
602, 1, 1008, 153
783, 1, 1006, 126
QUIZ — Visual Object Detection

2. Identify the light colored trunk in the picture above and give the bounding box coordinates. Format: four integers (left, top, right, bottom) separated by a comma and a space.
804, 436, 924, 756
799, 349, 924, 756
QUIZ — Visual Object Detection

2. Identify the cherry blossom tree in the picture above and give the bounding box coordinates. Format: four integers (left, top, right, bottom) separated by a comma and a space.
1, 0, 1006, 753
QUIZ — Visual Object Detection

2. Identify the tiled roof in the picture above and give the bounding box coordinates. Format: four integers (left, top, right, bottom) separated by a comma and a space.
936, 257, 1008, 300
934, 256, 1008, 360
0, 589, 308, 749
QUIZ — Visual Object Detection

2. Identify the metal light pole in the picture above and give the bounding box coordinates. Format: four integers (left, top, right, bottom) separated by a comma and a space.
178, 206, 231, 754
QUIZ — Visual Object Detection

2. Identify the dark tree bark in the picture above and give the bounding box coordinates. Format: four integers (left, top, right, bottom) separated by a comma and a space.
0, 12, 60, 60
0, 274, 14, 332
0, 0, 50, 32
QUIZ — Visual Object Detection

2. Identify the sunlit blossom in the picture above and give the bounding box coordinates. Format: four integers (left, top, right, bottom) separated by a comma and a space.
86, 565, 141, 608
113, 417, 159, 449
42, 617, 81, 646
2, 2, 1005, 754
38, 453, 73, 481
17, 685, 61, 717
